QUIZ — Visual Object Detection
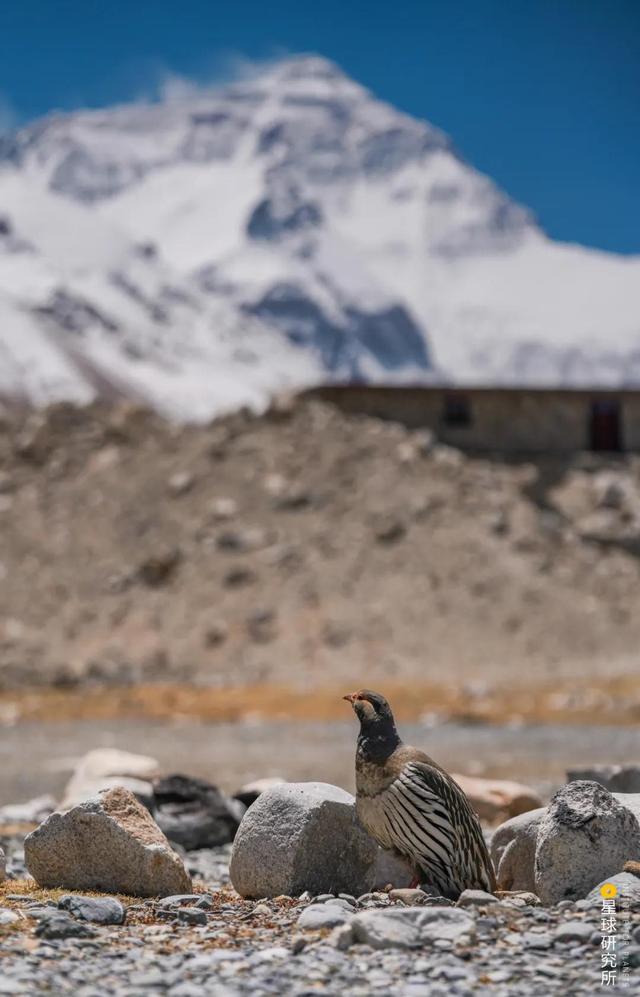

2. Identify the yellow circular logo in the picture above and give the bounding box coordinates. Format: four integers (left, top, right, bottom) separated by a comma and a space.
600, 883, 618, 898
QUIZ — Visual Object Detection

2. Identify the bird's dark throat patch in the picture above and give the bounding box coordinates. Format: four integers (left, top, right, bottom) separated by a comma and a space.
356, 718, 401, 763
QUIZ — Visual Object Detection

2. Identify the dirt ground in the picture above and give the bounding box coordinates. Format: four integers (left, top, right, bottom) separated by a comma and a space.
1, 396, 640, 700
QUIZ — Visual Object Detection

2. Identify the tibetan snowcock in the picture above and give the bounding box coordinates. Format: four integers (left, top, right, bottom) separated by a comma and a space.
344, 689, 496, 899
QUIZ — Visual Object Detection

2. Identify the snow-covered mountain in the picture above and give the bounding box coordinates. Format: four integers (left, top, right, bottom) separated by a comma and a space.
1, 55, 639, 419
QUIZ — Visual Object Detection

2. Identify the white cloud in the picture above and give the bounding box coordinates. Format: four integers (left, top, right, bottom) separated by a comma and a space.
155, 49, 293, 105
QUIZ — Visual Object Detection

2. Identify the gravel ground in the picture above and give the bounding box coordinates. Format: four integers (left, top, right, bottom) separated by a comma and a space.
1, 839, 638, 995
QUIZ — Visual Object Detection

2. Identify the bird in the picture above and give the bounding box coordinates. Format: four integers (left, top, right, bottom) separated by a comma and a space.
344, 689, 496, 899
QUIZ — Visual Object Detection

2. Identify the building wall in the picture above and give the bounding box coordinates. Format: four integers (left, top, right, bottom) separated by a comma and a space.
302, 385, 640, 453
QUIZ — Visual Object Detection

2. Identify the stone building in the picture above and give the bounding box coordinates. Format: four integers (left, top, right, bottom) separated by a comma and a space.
301, 384, 640, 454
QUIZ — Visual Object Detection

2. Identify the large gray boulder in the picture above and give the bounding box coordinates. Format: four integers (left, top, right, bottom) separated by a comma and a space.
25, 787, 192, 897
534, 781, 640, 905
492, 791, 640, 899
229, 782, 377, 898
491, 808, 545, 893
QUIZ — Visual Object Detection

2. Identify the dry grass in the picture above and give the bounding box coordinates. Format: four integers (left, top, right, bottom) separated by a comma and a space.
1, 675, 640, 727
0, 879, 302, 954
0, 878, 216, 937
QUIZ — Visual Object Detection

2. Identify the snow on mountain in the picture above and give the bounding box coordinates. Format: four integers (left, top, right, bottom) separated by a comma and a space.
1, 54, 639, 418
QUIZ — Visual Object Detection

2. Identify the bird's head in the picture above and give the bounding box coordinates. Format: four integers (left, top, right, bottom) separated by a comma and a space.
343, 689, 400, 761
343, 689, 394, 725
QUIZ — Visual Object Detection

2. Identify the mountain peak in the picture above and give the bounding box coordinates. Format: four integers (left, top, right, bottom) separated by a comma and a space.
1, 54, 640, 418
266, 54, 351, 83
236, 53, 369, 102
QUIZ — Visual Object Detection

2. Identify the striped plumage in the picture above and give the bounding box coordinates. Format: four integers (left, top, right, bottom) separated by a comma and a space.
344, 689, 496, 899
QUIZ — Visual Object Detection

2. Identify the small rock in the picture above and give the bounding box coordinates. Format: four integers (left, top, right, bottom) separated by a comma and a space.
585, 872, 640, 907
153, 774, 245, 850
456, 889, 498, 908
388, 889, 429, 906
374, 517, 406, 544
251, 902, 272, 917
495, 890, 541, 906
274, 487, 313, 511
322, 622, 352, 649
168, 471, 194, 496
593, 473, 629, 510
534, 781, 640, 905
210, 497, 237, 520
325, 898, 356, 911
203, 620, 229, 647
217, 527, 266, 552
337, 893, 357, 906
157, 894, 204, 909
0, 908, 19, 925
297, 904, 354, 929
58, 895, 125, 925
553, 921, 594, 944
522, 932, 552, 949
0, 846, 4, 883
137, 547, 181, 587
223, 566, 257, 588
350, 907, 476, 950
246, 608, 277, 643
229, 782, 378, 898
175, 907, 207, 926
25, 787, 192, 897
35, 910, 94, 940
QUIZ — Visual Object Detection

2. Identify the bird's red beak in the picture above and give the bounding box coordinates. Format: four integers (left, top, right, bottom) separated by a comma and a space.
343, 692, 357, 703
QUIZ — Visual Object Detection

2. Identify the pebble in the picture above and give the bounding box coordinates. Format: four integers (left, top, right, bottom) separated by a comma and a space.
58, 895, 125, 925
388, 888, 429, 906
174, 907, 208, 926
457, 889, 499, 908
34, 910, 95, 940
554, 921, 595, 944
297, 903, 354, 929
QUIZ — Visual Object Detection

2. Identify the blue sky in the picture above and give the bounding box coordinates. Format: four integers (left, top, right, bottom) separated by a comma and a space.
1, 0, 638, 254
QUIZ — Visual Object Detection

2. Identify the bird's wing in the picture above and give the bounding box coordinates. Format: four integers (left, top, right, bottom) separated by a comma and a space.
387, 760, 495, 891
